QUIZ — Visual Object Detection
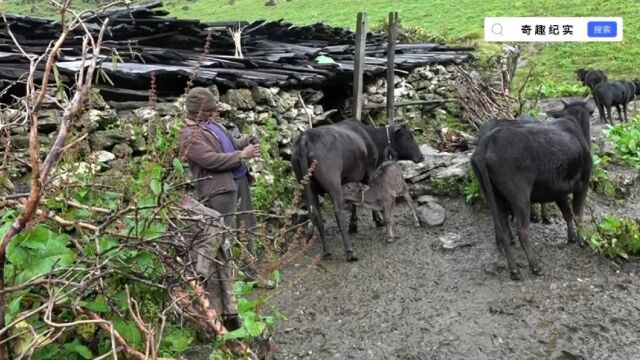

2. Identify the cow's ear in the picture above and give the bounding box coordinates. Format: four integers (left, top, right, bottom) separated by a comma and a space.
394, 123, 408, 132
546, 109, 565, 118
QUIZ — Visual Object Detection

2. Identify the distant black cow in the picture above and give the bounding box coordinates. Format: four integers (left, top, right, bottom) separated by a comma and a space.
576, 68, 608, 91
593, 79, 636, 124
291, 120, 424, 262
471, 99, 594, 280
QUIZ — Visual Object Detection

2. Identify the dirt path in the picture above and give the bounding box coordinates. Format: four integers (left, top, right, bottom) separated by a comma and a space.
266, 104, 640, 360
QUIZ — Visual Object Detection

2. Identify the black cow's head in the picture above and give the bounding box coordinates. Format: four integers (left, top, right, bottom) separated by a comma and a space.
634, 79, 640, 96
391, 124, 424, 163
575, 68, 588, 83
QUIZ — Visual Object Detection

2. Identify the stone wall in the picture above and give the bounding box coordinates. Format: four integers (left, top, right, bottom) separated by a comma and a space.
2, 64, 473, 200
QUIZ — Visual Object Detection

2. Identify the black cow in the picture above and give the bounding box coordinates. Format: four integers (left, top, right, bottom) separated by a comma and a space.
576, 68, 607, 91
471, 99, 594, 280
477, 115, 552, 224
593, 79, 636, 124
291, 120, 424, 262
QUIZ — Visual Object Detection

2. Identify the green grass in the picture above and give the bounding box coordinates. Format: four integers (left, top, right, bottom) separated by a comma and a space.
165, 0, 640, 89
5, 0, 640, 96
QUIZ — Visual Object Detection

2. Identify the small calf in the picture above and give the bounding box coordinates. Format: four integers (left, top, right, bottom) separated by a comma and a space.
342, 161, 420, 243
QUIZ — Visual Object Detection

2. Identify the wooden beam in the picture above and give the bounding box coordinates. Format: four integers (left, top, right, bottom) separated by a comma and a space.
386, 11, 398, 125
363, 99, 458, 109
352, 12, 367, 121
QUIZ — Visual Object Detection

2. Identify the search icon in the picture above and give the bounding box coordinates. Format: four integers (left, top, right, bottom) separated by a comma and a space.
491, 23, 503, 35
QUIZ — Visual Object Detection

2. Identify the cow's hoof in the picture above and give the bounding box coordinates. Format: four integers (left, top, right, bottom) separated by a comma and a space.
322, 252, 332, 260
413, 221, 421, 228
510, 269, 523, 281
530, 214, 540, 223
374, 221, 385, 228
531, 266, 542, 276
385, 237, 395, 244
348, 223, 358, 234
542, 217, 552, 225
346, 252, 359, 262
577, 236, 587, 248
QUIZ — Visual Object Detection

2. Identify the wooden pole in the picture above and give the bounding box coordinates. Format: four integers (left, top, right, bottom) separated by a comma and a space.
386, 11, 398, 125
353, 12, 367, 121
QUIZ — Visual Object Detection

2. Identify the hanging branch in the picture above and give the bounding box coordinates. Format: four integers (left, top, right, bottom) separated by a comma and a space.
0, 2, 113, 357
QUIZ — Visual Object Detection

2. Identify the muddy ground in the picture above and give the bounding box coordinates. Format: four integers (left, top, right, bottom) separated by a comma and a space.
265, 101, 640, 360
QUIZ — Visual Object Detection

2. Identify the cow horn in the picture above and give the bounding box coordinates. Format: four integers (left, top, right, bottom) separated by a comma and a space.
560, 98, 569, 106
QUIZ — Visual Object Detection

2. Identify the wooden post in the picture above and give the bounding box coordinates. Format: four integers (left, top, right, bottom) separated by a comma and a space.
353, 12, 367, 121
386, 11, 398, 125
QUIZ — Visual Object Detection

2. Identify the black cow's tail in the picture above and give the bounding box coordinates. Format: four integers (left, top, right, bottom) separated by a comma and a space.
471, 146, 501, 236
297, 134, 318, 225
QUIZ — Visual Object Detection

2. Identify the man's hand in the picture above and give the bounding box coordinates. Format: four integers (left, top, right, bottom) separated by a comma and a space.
240, 143, 260, 159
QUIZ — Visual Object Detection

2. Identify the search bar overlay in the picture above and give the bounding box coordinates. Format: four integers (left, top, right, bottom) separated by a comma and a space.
484, 17, 623, 42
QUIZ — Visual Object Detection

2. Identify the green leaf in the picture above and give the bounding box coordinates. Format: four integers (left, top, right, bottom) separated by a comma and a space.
137, 197, 157, 208
98, 237, 120, 255
150, 179, 162, 196
160, 327, 194, 355
234, 281, 256, 297
13, 232, 76, 285
33, 346, 61, 360
222, 326, 250, 341
7, 246, 28, 267
237, 298, 258, 313
243, 313, 266, 337
5, 294, 23, 324
80, 298, 108, 313
132, 251, 157, 275
271, 269, 282, 284
63, 340, 93, 359
111, 291, 129, 312
172, 157, 185, 176
112, 319, 142, 347
143, 221, 166, 239
45, 198, 65, 210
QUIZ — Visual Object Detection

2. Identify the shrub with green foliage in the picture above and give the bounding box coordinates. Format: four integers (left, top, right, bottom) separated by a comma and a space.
461, 172, 482, 205
524, 79, 590, 98
589, 145, 617, 198
588, 215, 640, 259
249, 118, 298, 214
604, 118, 640, 168
1, 114, 284, 358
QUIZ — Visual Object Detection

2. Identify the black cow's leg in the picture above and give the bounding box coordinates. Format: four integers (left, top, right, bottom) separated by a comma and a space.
596, 101, 606, 123
623, 103, 629, 122
496, 198, 521, 280
615, 104, 623, 122
556, 197, 578, 245
513, 200, 540, 276
309, 192, 330, 259
382, 205, 394, 243
571, 187, 589, 247
349, 204, 358, 234
328, 189, 358, 262
530, 203, 540, 223
606, 104, 613, 124
372, 210, 385, 227
541, 203, 551, 224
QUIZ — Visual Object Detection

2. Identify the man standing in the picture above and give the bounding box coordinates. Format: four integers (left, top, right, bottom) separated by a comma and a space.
178, 195, 241, 331
178, 87, 261, 280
